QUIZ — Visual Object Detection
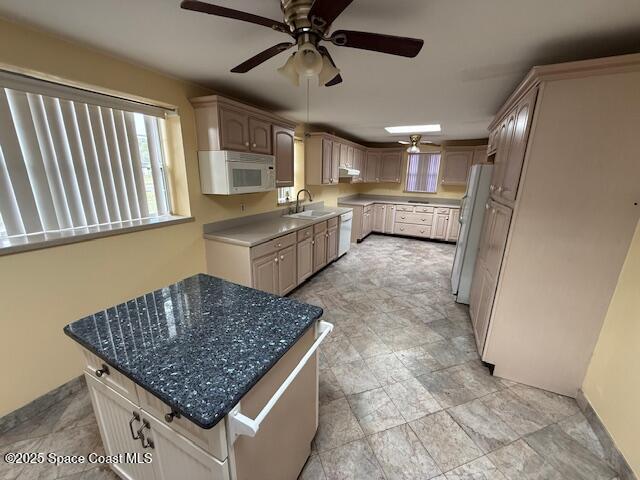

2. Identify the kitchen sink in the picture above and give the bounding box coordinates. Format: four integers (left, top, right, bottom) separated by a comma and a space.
285, 209, 336, 219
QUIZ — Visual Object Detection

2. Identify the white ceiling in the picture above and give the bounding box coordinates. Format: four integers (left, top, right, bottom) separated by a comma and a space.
1, 0, 640, 143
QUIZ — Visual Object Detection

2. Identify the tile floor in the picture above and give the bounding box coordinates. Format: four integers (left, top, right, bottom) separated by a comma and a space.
0, 234, 620, 480
291, 234, 619, 480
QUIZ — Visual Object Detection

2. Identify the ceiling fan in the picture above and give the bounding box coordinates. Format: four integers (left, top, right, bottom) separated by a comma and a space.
180, 0, 424, 87
399, 134, 439, 152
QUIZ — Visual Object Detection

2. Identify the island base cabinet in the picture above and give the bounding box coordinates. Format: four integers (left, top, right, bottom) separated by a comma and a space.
230, 327, 317, 480
86, 374, 231, 480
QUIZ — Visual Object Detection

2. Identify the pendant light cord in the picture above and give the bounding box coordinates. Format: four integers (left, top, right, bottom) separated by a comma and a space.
306, 78, 310, 125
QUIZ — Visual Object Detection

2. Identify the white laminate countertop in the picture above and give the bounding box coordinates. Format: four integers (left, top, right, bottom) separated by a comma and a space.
337, 196, 461, 208
203, 207, 353, 247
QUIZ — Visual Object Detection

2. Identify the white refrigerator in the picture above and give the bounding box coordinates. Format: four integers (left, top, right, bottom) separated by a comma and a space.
450, 164, 494, 304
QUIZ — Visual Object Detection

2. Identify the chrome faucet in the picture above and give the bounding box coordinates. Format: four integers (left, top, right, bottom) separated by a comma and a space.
295, 189, 313, 213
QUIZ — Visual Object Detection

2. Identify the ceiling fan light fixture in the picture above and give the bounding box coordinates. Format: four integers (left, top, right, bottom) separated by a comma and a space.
293, 42, 323, 78
278, 53, 300, 86
318, 54, 340, 86
407, 144, 421, 154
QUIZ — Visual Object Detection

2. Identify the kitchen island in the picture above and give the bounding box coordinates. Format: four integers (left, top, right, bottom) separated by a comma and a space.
64, 274, 328, 480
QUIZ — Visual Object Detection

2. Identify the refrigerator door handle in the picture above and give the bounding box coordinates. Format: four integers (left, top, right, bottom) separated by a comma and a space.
459, 195, 468, 224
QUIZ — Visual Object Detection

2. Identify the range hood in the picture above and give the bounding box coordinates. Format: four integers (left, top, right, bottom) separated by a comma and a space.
339, 167, 360, 177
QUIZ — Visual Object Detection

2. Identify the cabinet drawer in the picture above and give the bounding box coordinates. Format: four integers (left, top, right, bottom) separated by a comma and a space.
314, 221, 327, 233
82, 349, 139, 404
136, 386, 228, 461
436, 207, 450, 215
395, 212, 433, 225
297, 226, 313, 241
394, 223, 432, 238
395, 205, 414, 212
327, 217, 338, 228
414, 206, 434, 213
252, 232, 296, 258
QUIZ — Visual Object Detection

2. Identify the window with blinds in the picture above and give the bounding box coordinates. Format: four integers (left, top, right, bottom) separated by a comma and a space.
405, 152, 441, 193
0, 71, 171, 240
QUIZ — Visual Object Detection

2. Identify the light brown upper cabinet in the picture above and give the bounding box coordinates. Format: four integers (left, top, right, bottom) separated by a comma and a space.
472, 146, 488, 165
274, 125, 295, 187
364, 151, 381, 182
347, 146, 355, 169
248, 117, 272, 154
379, 151, 403, 183
307, 134, 340, 185
441, 147, 474, 186
492, 87, 538, 205
340, 143, 350, 168
219, 107, 250, 151
322, 138, 334, 184
191, 94, 295, 153
353, 148, 364, 183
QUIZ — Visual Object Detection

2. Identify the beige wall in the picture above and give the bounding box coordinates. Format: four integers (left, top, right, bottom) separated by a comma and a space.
582, 220, 640, 476
0, 17, 289, 416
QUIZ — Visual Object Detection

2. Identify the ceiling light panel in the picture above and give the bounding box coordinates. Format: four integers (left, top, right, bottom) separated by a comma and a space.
385, 124, 441, 134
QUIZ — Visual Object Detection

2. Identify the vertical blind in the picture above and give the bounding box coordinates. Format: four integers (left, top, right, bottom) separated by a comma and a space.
406, 153, 441, 193
0, 75, 170, 239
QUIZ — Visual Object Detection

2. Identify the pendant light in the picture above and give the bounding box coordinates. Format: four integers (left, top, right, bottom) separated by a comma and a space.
406, 134, 422, 153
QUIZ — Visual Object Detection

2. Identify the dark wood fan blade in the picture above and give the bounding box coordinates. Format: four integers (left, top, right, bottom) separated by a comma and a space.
231, 43, 294, 73
308, 0, 354, 29
330, 30, 424, 58
180, 0, 289, 33
317, 46, 342, 86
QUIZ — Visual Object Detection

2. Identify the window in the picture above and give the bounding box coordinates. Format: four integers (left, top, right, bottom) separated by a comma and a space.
277, 186, 295, 204
405, 152, 441, 193
0, 70, 172, 242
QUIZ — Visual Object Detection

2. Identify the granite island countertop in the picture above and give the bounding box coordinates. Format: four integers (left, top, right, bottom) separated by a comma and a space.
64, 274, 323, 429
203, 207, 353, 247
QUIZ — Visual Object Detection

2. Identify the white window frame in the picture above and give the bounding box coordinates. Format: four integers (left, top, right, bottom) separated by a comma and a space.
0, 69, 187, 255
277, 186, 295, 205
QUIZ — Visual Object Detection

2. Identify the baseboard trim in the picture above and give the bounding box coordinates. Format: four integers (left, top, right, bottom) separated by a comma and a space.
577, 389, 637, 480
0, 375, 84, 435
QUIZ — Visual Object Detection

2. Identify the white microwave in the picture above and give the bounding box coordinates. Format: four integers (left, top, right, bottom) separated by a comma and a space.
198, 151, 276, 195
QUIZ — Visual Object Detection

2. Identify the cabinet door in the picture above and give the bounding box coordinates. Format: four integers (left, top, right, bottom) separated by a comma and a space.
347, 146, 355, 169
364, 152, 381, 183
274, 126, 294, 187
248, 117, 272, 154
484, 201, 513, 281
252, 253, 278, 295
441, 149, 473, 186
322, 138, 334, 185
432, 212, 449, 239
470, 263, 495, 353
446, 209, 461, 241
384, 205, 395, 234
278, 245, 297, 295
86, 375, 154, 480
340, 143, 349, 168
313, 232, 327, 272
499, 87, 538, 204
352, 148, 364, 183
490, 112, 516, 199
372, 204, 386, 232
297, 237, 313, 284
362, 209, 373, 236
327, 226, 339, 263
145, 413, 229, 480
219, 107, 249, 151
379, 151, 402, 182
328, 141, 340, 184
472, 147, 488, 165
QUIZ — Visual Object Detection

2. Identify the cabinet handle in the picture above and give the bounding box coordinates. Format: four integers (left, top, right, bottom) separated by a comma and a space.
137, 419, 154, 449
164, 410, 181, 423
485, 203, 490, 210
274, 257, 279, 263
95, 364, 110, 378
277, 243, 282, 247
129, 411, 141, 440
252, 143, 256, 148
280, 255, 285, 260
245, 142, 249, 146
311, 241, 315, 245
497, 186, 503, 193
490, 185, 495, 192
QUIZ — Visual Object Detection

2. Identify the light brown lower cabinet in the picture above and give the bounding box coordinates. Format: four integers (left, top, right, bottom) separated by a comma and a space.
277, 245, 297, 296
447, 209, 461, 241
251, 253, 279, 295
313, 222, 328, 273
297, 227, 314, 284
432, 208, 450, 240
327, 218, 339, 263
362, 206, 373, 237
373, 204, 386, 232
384, 205, 395, 234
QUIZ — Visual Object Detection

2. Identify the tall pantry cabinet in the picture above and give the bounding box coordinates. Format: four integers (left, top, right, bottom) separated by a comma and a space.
469, 54, 640, 397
